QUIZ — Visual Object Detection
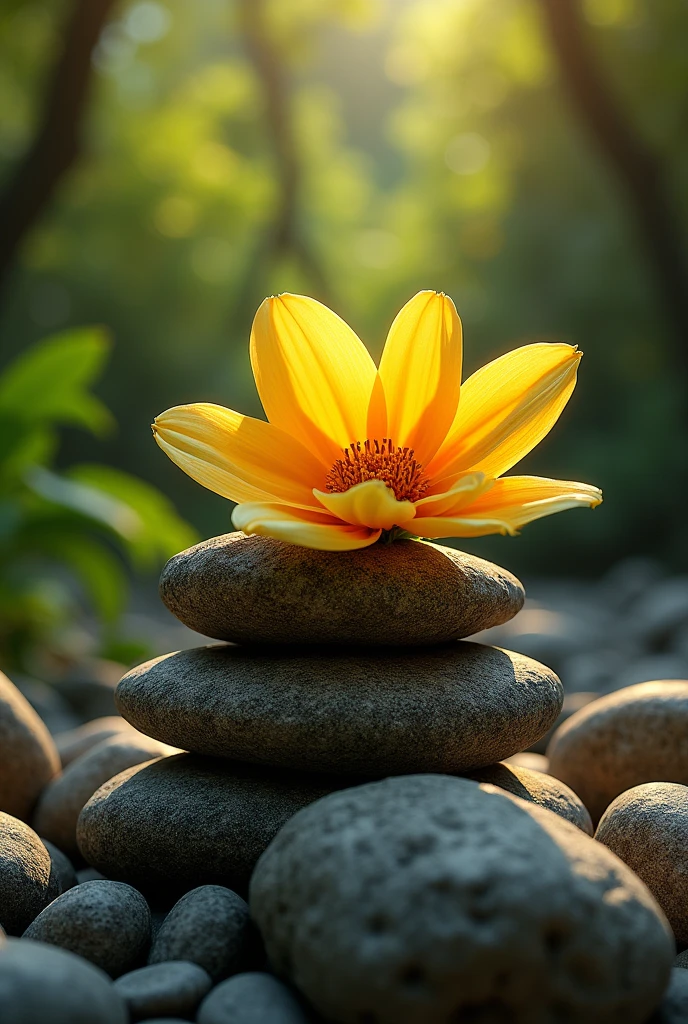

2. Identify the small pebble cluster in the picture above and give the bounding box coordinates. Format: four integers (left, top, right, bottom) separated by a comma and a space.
1, 531, 687, 1023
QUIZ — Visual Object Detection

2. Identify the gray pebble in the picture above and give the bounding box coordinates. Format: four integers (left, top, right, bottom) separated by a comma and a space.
465, 762, 593, 834
114, 960, 212, 1020
55, 716, 141, 766
675, 949, 688, 969
77, 866, 106, 883
0, 669, 60, 820
197, 972, 310, 1024
24, 879, 151, 977
42, 839, 77, 891
0, 811, 61, 934
149, 885, 256, 981
0, 937, 127, 1023
649, 968, 688, 1022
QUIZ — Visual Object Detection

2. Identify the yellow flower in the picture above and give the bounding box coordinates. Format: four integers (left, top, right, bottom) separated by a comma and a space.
153, 291, 602, 551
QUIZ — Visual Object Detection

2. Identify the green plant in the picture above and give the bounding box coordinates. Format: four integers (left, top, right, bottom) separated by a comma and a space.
0, 326, 197, 671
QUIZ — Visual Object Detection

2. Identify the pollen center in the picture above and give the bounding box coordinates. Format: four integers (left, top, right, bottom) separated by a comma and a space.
326, 439, 430, 503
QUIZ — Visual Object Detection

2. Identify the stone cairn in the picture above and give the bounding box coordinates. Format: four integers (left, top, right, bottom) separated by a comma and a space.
1, 532, 688, 1022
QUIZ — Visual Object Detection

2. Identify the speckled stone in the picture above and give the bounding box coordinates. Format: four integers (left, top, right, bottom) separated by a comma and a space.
159, 532, 525, 647
24, 880, 151, 977
197, 972, 310, 1024
649, 969, 688, 1023
42, 839, 77, 892
77, 754, 343, 899
547, 681, 688, 822
675, 950, 688, 969
116, 643, 562, 775
595, 783, 688, 945
55, 716, 142, 767
0, 811, 61, 934
33, 733, 177, 857
0, 938, 128, 1023
0, 669, 60, 821
114, 961, 212, 1021
250, 775, 673, 1024
149, 885, 257, 981
465, 762, 593, 834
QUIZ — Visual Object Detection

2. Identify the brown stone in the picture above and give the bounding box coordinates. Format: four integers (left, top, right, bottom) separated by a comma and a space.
55, 717, 142, 767
158, 532, 525, 647
465, 762, 593, 834
547, 680, 688, 822
0, 669, 60, 821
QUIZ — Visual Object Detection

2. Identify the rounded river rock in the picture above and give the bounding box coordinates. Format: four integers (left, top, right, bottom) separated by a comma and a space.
77, 754, 343, 899
0, 811, 61, 934
24, 879, 151, 977
197, 972, 310, 1024
547, 680, 688, 822
0, 669, 60, 820
465, 762, 593, 834
114, 961, 212, 1021
159, 532, 525, 646
595, 782, 688, 945
250, 774, 673, 1024
116, 642, 562, 775
0, 937, 128, 1023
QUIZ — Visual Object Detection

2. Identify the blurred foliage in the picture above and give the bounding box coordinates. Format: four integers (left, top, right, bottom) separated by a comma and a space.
0, 0, 687, 583
0, 327, 197, 672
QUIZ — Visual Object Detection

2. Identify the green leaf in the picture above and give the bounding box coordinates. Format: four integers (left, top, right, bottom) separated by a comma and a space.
24, 465, 142, 539
68, 463, 199, 568
0, 328, 115, 436
38, 533, 129, 623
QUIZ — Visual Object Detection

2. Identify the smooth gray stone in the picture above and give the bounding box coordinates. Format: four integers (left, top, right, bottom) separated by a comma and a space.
0, 669, 60, 821
465, 762, 593, 834
251, 775, 674, 1024
197, 972, 310, 1024
116, 642, 562, 775
596, 782, 688, 946
0, 811, 61, 934
149, 885, 256, 981
159, 532, 525, 647
24, 879, 151, 977
650, 969, 688, 1023
42, 838, 78, 891
77, 754, 342, 899
0, 937, 128, 1023
114, 960, 212, 1021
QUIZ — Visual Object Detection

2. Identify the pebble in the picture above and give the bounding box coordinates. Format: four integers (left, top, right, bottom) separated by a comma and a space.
530, 690, 597, 754
675, 950, 688, 969
149, 885, 256, 981
0, 811, 61, 934
649, 968, 688, 1023
33, 733, 177, 857
42, 838, 77, 891
0, 669, 60, 820
159, 532, 525, 646
250, 774, 673, 1024
23, 879, 151, 977
55, 716, 142, 767
197, 972, 310, 1024
114, 961, 212, 1021
0, 937, 128, 1023
503, 751, 549, 772
77, 753, 342, 899
547, 680, 688, 822
595, 783, 688, 945
116, 642, 562, 775
465, 762, 593, 834
77, 866, 106, 883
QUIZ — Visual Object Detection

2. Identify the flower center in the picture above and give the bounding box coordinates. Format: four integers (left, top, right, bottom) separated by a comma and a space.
326, 439, 430, 503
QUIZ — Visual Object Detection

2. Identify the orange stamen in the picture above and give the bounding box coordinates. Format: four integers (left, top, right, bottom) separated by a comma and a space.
326, 439, 430, 503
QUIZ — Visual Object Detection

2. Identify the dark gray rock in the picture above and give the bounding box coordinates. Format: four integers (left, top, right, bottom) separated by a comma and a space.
250, 775, 673, 1024
77, 754, 342, 899
0, 811, 61, 934
42, 839, 77, 891
548, 681, 688, 822
595, 782, 688, 945
0, 937, 128, 1023
114, 961, 212, 1021
0, 669, 60, 821
116, 642, 562, 775
23, 879, 151, 977
159, 532, 525, 646
34, 732, 176, 858
149, 885, 256, 981
675, 949, 688, 969
197, 972, 310, 1024
465, 762, 593, 834
55, 716, 142, 767
650, 969, 688, 1023
77, 866, 106, 883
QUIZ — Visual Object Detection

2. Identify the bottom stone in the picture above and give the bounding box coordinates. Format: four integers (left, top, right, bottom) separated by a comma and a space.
76, 754, 345, 900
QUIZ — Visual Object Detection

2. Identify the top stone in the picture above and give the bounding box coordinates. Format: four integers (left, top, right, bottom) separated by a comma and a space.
159, 532, 525, 647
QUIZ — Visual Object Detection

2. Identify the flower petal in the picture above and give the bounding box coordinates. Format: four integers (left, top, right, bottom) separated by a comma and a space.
314, 479, 416, 531
411, 515, 516, 539
413, 472, 494, 517
379, 291, 462, 464
153, 403, 326, 506
250, 293, 378, 467
428, 343, 581, 486
232, 501, 380, 551
458, 474, 603, 529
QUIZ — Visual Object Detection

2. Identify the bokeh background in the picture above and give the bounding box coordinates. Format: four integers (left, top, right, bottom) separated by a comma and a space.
1, 0, 687, 713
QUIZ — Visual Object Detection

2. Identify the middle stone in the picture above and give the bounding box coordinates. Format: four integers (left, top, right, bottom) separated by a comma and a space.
115, 642, 562, 775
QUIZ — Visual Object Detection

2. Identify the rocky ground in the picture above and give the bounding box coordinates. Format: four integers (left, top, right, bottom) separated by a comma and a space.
1, 535, 688, 1023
